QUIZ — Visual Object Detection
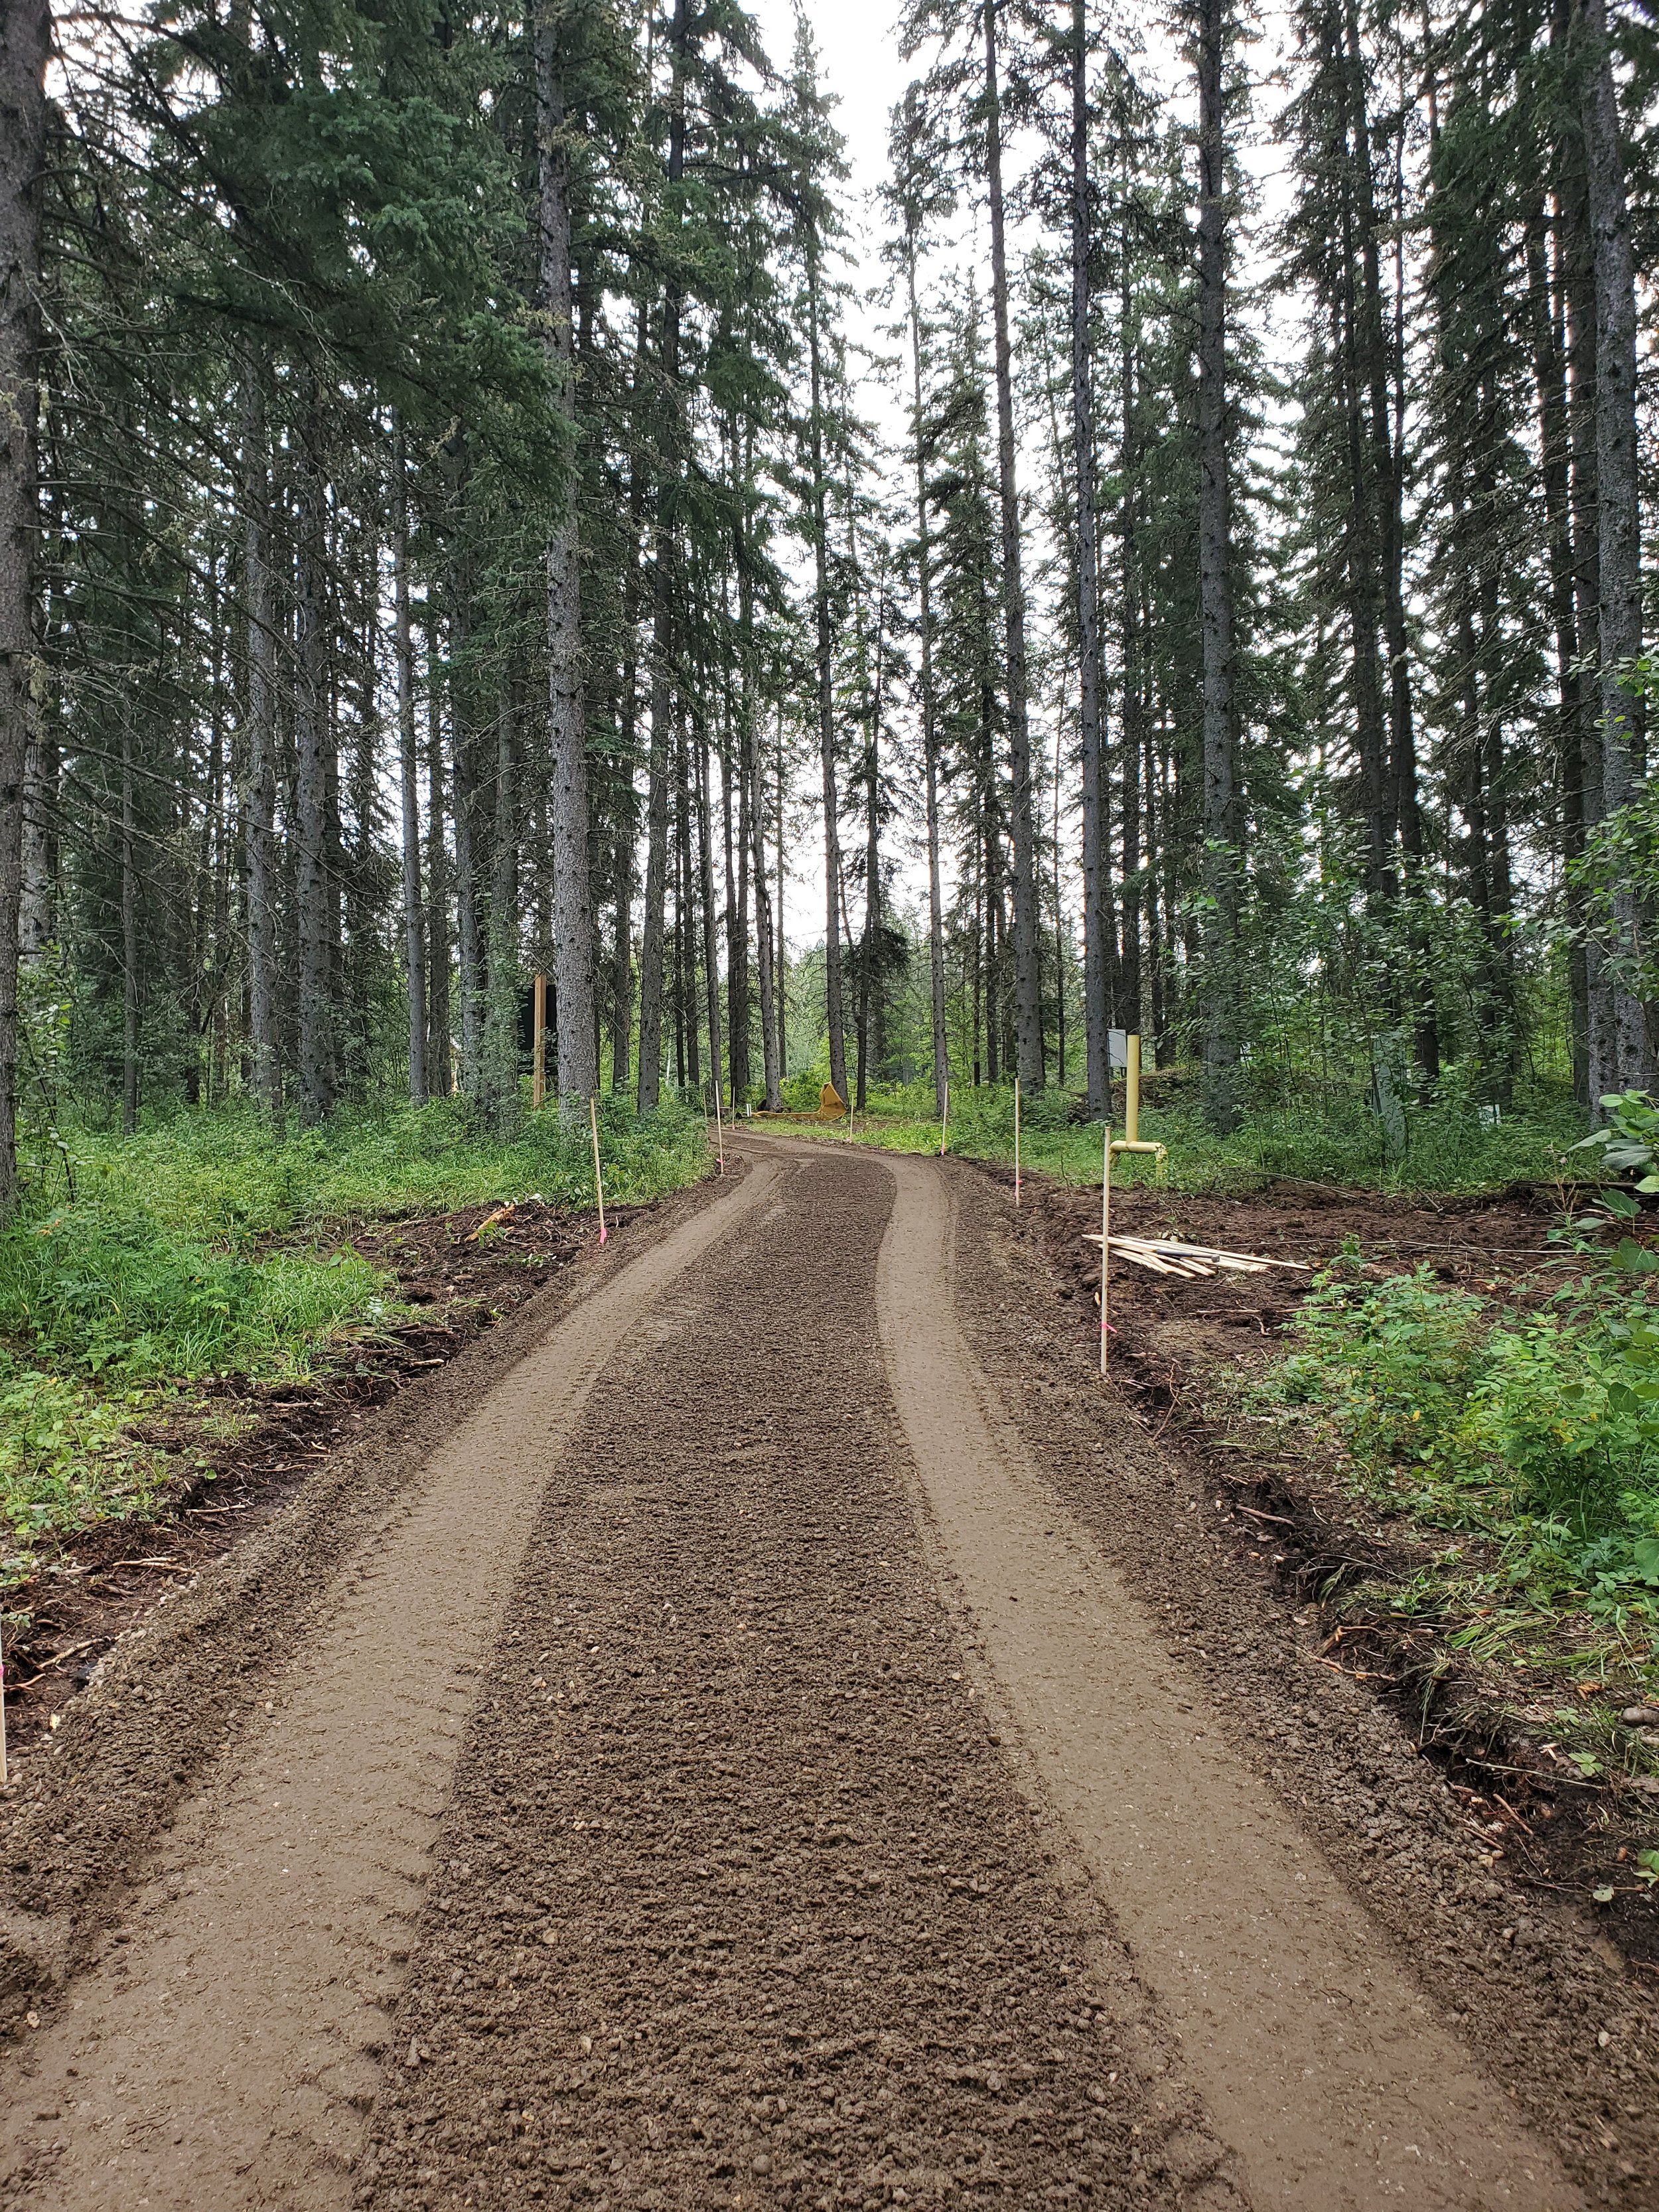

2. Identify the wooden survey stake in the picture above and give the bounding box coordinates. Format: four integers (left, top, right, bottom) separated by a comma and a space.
589, 1094, 608, 1245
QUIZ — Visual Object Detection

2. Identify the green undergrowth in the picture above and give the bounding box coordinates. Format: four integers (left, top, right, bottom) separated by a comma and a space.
1239, 1224, 1659, 1735
790, 1072, 1583, 1196
0, 1092, 709, 1582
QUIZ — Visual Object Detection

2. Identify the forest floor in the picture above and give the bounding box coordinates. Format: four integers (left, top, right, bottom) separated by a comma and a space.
0, 1138, 1650, 2211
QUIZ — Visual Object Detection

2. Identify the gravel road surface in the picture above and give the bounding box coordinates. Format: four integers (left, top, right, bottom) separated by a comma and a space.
0, 1137, 1644, 2212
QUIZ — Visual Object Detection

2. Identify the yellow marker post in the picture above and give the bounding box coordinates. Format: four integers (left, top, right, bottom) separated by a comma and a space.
532, 974, 547, 1110
1125, 1033, 1141, 1144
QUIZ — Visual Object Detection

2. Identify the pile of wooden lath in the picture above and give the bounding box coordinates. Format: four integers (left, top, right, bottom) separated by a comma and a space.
1082, 1232, 1310, 1281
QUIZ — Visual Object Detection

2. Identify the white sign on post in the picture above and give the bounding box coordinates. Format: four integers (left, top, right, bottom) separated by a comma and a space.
1108, 1027, 1129, 1072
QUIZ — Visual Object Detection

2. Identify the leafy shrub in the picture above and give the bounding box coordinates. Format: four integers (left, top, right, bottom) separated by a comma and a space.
1573, 1088, 1659, 1193
1278, 1259, 1487, 1474
1266, 1254, 1659, 1607
0, 1363, 164, 1568
0, 1205, 390, 1383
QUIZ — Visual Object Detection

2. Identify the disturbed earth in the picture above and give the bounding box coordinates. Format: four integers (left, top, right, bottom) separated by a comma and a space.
0, 1140, 1652, 2211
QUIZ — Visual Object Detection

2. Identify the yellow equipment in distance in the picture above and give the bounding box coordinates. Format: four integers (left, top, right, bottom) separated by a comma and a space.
818, 1083, 847, 1120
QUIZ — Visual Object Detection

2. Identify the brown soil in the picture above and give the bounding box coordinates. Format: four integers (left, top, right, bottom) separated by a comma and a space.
1013, 1170, 1659, 1967
0, 1141, 1650, 2210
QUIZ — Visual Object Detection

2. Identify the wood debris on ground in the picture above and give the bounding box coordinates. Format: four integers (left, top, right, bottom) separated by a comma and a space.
1083, 1232, 1313, 1281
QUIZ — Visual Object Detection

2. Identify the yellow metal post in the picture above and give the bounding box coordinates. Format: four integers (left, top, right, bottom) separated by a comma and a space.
1125, 1033, 1141, 1144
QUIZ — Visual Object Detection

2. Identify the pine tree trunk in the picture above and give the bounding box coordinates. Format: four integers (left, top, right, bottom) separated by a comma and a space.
1119, 254, 1144, 1037
537, 14, 598, 1116
1581, 0, 1652, 1092
294, 409, 335, 1126
486, 692, 519, 1128
1562, 131, 1611, 1099
1342, 0, 1435, 1079
983, 0, 1044, 1090
902, 229, 950, 1120
1527, 202, 1590, 1100
727, 725, 750, 1107
425, 625, 453, 1096
392, 419, 427, 1106
449, 579, 484, 1098
676, 717, 699, 1089
121, 719, 139, 1134
638, 553, 672, 1110
1070, 0, 1108, 1116
774, 711, 788, 1085
697, 729, 723, 1114
611, 457, 644, 1096
0, 0, 48, 1215
857, 722, 879, 1110
240, 368, 283, 1128
806, 239, 849, 1108
1196, 0, 1242, 1132
636, 0, 691, 1114
745, 554, 781, 1107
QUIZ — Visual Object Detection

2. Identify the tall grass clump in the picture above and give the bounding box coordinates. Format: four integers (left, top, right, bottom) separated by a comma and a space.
0, 1089, 711, 1572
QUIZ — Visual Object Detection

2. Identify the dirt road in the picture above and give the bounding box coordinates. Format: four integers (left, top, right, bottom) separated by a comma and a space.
0, 1139, 1650, 2211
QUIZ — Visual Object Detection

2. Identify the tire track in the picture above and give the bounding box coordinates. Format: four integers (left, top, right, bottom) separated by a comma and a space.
875, 1147, 1579, 2212
0, 1158, 778, 2212
360, 1146, 1230, 2212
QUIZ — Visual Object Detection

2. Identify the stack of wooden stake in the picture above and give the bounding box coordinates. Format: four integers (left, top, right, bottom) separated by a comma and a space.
1082, 1234, 1309, 1281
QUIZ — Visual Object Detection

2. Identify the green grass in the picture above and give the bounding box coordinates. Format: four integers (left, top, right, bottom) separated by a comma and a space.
59, 1090, 711, 1248
1236, 1238, 1659, 1730
0, 1092, 712, 1579
800, 1074, 1586, 1195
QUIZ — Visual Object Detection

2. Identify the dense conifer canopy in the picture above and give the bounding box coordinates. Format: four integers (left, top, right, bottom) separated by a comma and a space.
1, 0, 1657, 1192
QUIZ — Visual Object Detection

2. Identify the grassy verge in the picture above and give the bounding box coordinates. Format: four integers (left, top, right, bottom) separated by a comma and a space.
789, 1073, 1585, 1196
1222, 1227, 1659, 1843
0, 1094, 710, 1580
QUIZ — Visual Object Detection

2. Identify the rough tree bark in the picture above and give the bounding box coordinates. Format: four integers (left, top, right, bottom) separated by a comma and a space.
392, 417, 427, 1106
1581, 0, 1652, 1093
1070, 0, 1108, 1117
805, 233, 849, 1108
636, 0, 691, 1113
240, 367, 283, 1128
745, 564, 782, 1110
0, 0, 49, 1217
293, 402, 336, 1126
536, 1, 598, 1116
983, 0, 1044, 1090
121, 717, 138, 1135
897, 198, 950, 1121
1526, 198, 1589, 1100
1118, 224, 1143, 1036
1196, 0, 1242, 1133
697, 727, 723, 1113
425, 625, 453, 1095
